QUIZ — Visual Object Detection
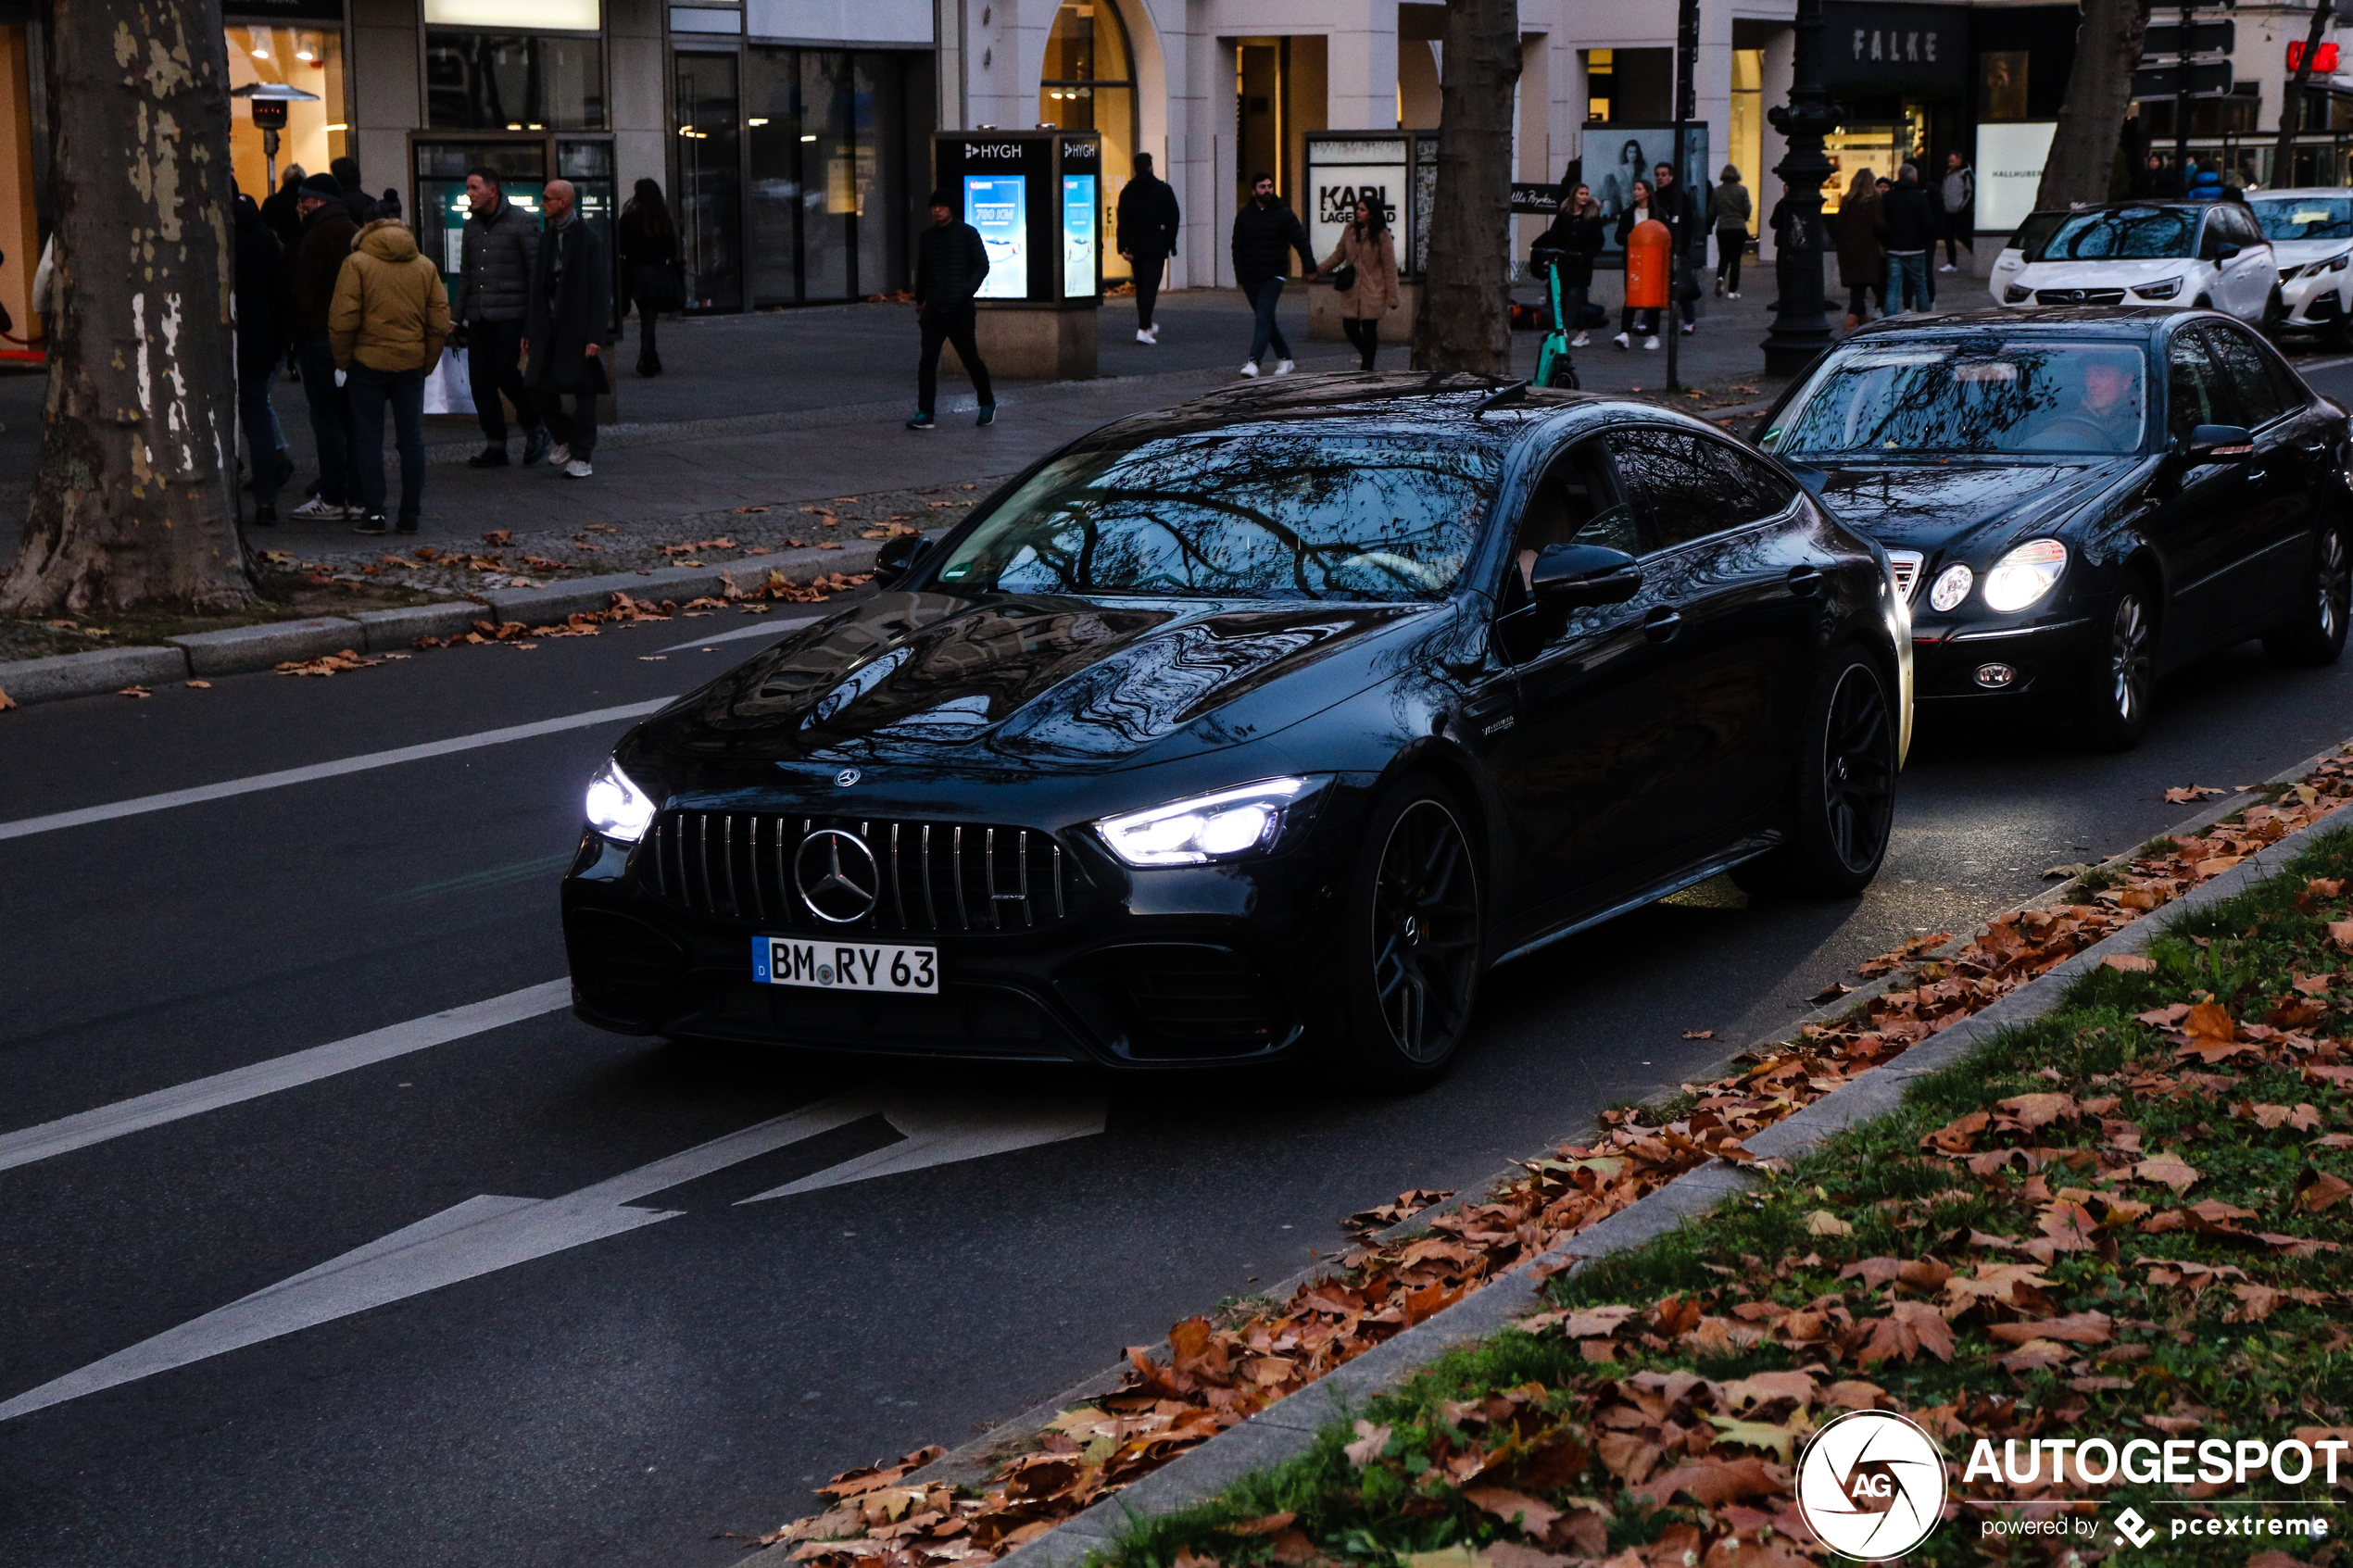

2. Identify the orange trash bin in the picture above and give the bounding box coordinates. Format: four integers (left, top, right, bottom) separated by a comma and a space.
1624, 219, 1671, 309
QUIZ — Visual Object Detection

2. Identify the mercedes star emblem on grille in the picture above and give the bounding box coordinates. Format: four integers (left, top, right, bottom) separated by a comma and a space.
835, 769, 861, 787
795, 829, 881, 922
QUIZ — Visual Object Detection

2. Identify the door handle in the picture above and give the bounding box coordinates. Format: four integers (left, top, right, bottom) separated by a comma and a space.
1786, 565, 1824, 596
1642, 606, 1683, 642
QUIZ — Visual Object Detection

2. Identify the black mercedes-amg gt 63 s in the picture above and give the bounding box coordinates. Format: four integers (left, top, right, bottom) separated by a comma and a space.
562, 373, 1913, 1085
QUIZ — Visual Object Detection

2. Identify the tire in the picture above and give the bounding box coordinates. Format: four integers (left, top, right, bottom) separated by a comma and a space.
2076, 577, 2158, 751
1730, 649, 1898, 898
2262, 287, 2288, 337
2264, 522, 2352, 667
1543, 354, 1579, 390
1337, 780, 1485, 1089
2323, 314, 2353, 353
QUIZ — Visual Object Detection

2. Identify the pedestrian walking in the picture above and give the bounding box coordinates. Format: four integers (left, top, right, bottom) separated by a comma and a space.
1708, 164, 1751, 298
1833, 168, 1884, 331
1650, 161, 1702, 334
907, 188, 993, 430
453, 165, 548, 469
1613, 181, 1663, 350
1115, 152, 1180, 343
1877, 162, 1935, 313
524, 178, 614, 476
1533, 182, 1604, 347
329, 217, 450, 534
1317, 195, 1400, 370
287, 169, 362, 521
261, 165, 306, 254
1937, 151, 1974, 272
617, 178, 679, 376
1230, 172, 1315, 376
233, 190, 296, 526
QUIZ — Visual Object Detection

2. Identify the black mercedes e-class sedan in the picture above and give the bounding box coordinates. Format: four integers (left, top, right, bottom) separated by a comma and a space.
561, 373, 1912, 1083
1755, 307, 2352, 747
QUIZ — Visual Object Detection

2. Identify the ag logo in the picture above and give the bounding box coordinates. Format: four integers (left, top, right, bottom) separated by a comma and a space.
1795, 1409, 1948, 1559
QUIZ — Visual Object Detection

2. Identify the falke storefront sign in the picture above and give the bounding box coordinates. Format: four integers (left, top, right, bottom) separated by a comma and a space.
1822, 1, 1970, 89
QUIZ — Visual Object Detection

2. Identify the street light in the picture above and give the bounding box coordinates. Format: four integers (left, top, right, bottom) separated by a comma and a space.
230, 82, 321, 194
1760, 0, 1840, 376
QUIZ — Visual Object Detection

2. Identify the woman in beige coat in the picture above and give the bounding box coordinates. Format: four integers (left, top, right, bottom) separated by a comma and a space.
1319, 196, 1402, 370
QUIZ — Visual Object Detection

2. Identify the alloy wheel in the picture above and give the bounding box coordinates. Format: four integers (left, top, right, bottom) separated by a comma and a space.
2317, 528, 2349, 645
1818, 664, 1895, 873
1369, 799, 1481, 1064
2109, 590, 2154, 727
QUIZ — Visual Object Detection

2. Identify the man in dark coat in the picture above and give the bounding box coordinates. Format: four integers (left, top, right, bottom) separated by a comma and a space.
523, 177, 613, 478
1876, 162, 1937, 313
233, 190, 296, 524
1115, 152, 1181, 344
908, 187, 993, 431
454, 166, 547, 468
330, 157, 379, 226
1650, 161, 1703, 333
261, 167, 306, 255
1229, 173, 1315, 376
286, 169, 362, 521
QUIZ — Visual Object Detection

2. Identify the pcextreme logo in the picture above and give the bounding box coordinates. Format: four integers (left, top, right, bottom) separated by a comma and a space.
1796, 1410, 1950, 1559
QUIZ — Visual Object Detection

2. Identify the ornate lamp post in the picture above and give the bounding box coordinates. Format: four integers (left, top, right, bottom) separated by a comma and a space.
1761, 0, 1841, 376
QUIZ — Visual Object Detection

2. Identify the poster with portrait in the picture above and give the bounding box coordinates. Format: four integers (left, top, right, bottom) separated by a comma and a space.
1583, 124, 1712, 264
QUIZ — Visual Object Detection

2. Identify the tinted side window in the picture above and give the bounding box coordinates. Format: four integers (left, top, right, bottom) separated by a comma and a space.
2197, 216, 2229, 259
1515, 439, 1639, 559
1607, 428, 1749, 551
2167, 332, 2235, 442
2203, 324, 2288, 427
1699, 438, 1800, 521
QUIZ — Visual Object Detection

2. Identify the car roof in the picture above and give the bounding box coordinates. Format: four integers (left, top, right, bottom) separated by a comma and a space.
2058, 202, 2220, 217
1120, 371, 1723, 443
2244, 187, 2353, 200
1842, 305, 2182, 340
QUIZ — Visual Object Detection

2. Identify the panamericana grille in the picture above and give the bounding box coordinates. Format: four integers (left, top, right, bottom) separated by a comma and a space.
2035, 287, 2126, 307
640, 809, 1071, 932
1885, 549, 1924, 604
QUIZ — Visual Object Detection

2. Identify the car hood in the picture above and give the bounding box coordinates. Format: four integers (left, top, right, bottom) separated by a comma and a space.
1795, 456, 2145, 558
2013, 257, 2203, 288
634, 589, 1453, 778
2271, 238, 2353, 268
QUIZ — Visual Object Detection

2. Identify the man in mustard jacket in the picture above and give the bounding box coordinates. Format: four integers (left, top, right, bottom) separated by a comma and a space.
329, 218, 450, 535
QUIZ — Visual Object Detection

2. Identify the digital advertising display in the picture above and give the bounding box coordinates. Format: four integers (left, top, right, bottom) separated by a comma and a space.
1062, 175, 1097, 297
966, 176, 1027, 300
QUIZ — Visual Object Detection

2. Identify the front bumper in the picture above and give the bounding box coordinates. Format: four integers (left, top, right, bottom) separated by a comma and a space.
559, 785, 1373, 1069
2283, 269, 2349, 329
1908, 613, 2096, 701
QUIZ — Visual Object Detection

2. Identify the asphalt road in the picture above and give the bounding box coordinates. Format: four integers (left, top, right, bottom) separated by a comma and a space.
7, 367, 2353, 1566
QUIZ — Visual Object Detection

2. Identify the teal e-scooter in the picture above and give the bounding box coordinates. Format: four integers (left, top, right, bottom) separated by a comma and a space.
1529, 246, 1580, 391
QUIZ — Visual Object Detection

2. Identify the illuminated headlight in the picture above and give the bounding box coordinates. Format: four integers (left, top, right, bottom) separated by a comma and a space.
1095, 777, 1314, 866
1982, 538, 2069, 613
2133, 276, 2183, 299
585, 757, 658, 843
1928, 563, 1974, 613
2004, 285, 2032, 304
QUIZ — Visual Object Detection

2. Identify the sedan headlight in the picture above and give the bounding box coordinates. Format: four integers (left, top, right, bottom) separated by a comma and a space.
585, 757, 658, 843
1096, 777, 1315, 866
2313, 252, 2352, 277
1927, 563, 1974, 613
2133, 276, 2183, 300
2004, 284, 2032, 304
1982, 538, 2069, 613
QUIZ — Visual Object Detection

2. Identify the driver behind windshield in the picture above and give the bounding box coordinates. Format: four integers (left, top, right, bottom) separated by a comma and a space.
2065, 352, 2145, 451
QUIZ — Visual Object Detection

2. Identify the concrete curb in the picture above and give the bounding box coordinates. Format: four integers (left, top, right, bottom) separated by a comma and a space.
354, 603, 488, 651
170, 617, 366, 676
0, 644, 193, 702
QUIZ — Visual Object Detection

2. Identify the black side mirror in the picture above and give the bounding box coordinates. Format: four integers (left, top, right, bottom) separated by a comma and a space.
2182, 423, 2256, 462
1529, 544, 1643, 607
871, 531, 930, 586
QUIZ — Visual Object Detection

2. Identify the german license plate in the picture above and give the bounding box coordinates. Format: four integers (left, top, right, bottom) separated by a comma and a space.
752, 935, 938, 994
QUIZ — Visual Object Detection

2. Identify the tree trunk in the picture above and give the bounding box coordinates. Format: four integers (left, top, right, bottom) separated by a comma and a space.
2276, 2, 2334, 172
1411, 0, 1520, 374
0, 0, 255, 619
2032, 0, 2154, 211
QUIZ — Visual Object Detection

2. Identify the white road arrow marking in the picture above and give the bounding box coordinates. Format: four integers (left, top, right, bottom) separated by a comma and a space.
0, 1085, 1105, 1423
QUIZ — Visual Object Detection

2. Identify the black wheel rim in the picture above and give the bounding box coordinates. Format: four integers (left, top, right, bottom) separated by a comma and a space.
2318, 529, 2349, 644
1820, 664, 1896, 873
2109, 591, 2153, 724
1370, 800, 1481, 1064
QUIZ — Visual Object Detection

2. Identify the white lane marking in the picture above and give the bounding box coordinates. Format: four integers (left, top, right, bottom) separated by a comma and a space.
0, 981, 574, 1174
0, 699, 671, 843
661, 612, 823, 653
0, 1085, 1105, 1422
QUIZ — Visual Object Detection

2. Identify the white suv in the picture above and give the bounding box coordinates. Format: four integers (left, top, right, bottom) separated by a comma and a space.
2247, 188, 2353, 349
1994, 202, 2280, 331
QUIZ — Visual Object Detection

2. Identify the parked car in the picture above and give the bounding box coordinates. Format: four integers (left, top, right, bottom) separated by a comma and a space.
1756, 307, 2351, 749
1985, 209, 2070, 308
1992, 203, 2281, 332
562, 375, 1912, 1084
2247, 188, 2353, 350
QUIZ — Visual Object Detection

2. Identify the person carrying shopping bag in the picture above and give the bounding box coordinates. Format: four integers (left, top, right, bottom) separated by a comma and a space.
328, 218, 450, 535
1317, 196, 1400, 371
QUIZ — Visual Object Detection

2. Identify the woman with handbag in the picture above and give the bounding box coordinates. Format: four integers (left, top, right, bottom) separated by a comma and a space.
617, 179, 680, 377
1317, 196, 1401, 371
1532, 183, 1604, 346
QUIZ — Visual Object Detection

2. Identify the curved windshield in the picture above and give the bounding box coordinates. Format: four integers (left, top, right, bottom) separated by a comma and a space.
2043, 207, 2196, 260
2251, 195, 2353, 242
927, 432, 1503, 600
1765, 341, 2149, 459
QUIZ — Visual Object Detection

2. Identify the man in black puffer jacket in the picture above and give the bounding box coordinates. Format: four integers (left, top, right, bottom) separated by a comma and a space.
1229, 173, 1316, 375
454, 166, 547, 468
1876, 163, 1937, 314
909, 188, 993, 431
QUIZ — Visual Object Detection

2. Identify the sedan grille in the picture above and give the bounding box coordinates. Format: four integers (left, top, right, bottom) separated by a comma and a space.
2034, 287, 2125, 307
1885, 549, 1923, 603
640, 809, 1072, 933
